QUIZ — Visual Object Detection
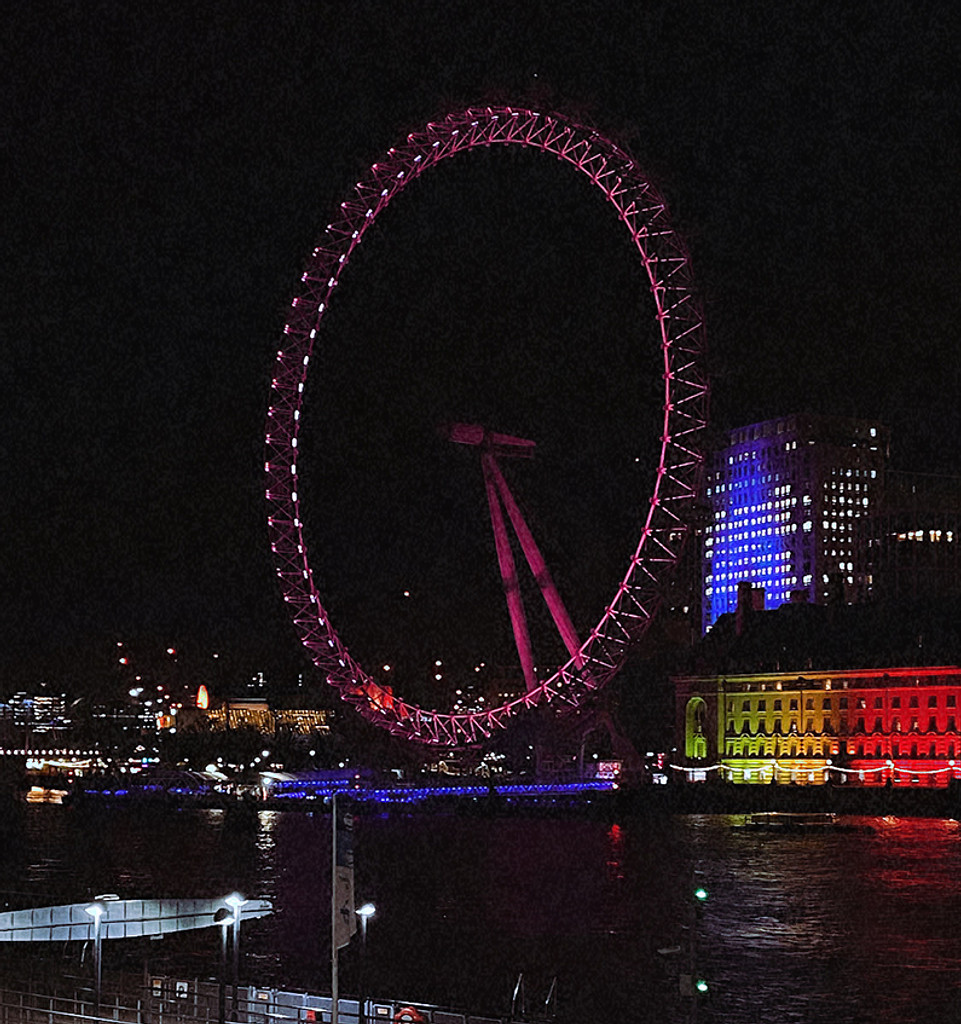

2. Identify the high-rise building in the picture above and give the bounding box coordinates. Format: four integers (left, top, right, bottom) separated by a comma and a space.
864, 470, 961, 603
702, 414, 887, 632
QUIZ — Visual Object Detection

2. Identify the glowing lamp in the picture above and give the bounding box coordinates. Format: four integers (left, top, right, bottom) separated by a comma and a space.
197, 685, 209, 710
225, 892, 246, 911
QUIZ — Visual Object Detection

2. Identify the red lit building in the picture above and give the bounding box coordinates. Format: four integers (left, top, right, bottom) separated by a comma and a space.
675, 665, 961, 787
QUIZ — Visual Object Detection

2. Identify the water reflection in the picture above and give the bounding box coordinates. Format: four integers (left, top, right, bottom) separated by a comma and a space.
2, 809, 961, 1023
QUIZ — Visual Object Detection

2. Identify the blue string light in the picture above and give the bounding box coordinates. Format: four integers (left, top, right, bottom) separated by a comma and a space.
80, 779, 617, 803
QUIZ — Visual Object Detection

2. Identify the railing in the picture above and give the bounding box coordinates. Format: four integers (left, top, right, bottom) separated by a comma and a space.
0, 975, 514, 1024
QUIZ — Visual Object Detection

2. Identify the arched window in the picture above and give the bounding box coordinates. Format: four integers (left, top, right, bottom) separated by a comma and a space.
685, 697, 708, 760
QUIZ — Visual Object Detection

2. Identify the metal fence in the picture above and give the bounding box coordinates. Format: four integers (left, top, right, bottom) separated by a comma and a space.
0, 974, 509, 1024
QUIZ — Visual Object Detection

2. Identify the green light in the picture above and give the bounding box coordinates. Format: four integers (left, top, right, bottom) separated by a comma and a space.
694, 886, 708, 901
696, 979, 709, 993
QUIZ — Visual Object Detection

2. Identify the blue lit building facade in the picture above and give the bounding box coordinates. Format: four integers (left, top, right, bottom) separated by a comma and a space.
702, 415, 887, 632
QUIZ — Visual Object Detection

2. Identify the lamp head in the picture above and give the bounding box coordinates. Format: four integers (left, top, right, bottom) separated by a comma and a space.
356, 902, 376, 919
224, 892, 247, 910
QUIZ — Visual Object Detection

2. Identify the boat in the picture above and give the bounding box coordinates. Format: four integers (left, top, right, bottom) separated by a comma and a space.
736, 812, 874, 833
24, 785, 68, 804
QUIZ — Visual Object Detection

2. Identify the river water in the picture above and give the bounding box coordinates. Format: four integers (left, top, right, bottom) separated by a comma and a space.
3, 806, 961, 1023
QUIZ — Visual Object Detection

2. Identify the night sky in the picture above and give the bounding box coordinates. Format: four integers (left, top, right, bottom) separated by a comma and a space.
4, 1, 960, 696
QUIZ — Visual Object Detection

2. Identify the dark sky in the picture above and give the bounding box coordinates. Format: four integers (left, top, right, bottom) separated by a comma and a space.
3, 0, 960, 694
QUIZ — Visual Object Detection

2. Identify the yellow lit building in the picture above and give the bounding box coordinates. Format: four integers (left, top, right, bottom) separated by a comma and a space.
675, 665, 961, 786
203, 698, 330, 735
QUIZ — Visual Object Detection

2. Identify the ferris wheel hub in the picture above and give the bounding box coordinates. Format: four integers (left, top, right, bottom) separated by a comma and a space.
446, 422, 536, 457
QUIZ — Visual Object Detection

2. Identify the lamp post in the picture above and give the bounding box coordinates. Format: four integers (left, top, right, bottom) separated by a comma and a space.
83, 901, 105, 1010
355, 903, 376, 1024
224, 893, 247, 1014
214, 908, 235, 1024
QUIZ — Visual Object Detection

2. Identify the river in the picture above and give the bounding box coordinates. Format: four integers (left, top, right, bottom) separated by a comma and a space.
2, 806, 960, 1023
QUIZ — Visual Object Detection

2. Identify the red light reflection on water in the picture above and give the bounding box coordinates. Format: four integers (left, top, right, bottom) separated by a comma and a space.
606, 822, 625, 880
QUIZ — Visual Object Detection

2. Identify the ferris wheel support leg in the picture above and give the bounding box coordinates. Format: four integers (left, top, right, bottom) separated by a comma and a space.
486, 456, 584, 668
483, 453, 537, 692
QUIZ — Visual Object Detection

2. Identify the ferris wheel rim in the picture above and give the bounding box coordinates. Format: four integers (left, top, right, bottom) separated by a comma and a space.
264, 105, 709, 746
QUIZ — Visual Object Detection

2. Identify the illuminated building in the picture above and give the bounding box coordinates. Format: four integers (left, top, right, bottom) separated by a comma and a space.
675, 665, 961, 787
202, 697, 330, 735
91, 701, 155, 733
702, 414, 887, 633
3, 691, 71, 733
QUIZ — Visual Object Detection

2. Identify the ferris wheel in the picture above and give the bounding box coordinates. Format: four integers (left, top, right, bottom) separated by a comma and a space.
265, 106, 708, 747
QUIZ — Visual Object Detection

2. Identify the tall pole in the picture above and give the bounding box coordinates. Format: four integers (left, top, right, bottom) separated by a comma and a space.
225, 893, 246, 1017
232, 911, 240, 1006
331, 791, 339, 1024
214, 909, 233, 1024
84, 902, 105, 1012
220, 921, 229, 1024
93, 912, 102, 1011
355, 903, 375, 1024
359, 912, 368, 1024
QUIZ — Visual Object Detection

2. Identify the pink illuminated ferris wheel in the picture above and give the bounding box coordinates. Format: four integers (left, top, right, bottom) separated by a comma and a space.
265, 106, 708, 746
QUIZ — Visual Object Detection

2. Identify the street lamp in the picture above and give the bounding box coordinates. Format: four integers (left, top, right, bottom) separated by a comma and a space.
224, 892, 247, 1013
214, 908, 235, 1024
355, 903, 376, 1024
83, 902, 105, 1010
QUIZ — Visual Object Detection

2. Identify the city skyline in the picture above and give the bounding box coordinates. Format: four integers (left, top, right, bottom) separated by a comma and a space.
5, 2, 960, 699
